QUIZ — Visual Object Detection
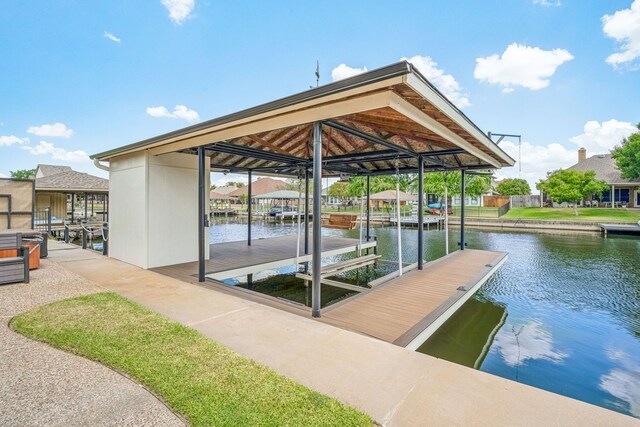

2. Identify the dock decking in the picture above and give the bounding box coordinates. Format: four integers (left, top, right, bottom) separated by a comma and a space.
152, 234, 376, 282
320, 249, 507, 348
599, 223, 640, 236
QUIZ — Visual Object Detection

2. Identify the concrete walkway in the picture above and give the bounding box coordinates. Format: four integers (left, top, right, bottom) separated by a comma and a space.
0, 257, 185, 427
49, 241, 638, 426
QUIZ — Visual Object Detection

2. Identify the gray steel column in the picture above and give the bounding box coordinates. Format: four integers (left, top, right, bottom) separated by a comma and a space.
70, 193, 75, 221
304, 168, 310, 254
83, 192, 87, 219
247, 170, 252, 246
198, 146, 206, 282
460, 170, 466, 251
366, 175, 371, 240
417, 156, 424, 269
312, 122, 323, 318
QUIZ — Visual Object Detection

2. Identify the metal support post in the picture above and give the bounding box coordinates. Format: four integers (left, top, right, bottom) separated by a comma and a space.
84, 192, 88, 220
460, 170, 466, 250
417, 156, 424, 269
312, 122, 323, 318
198, 146, 206, 282
102, 222, 109, 256
247, 170, 252, 246
46, 207, 52, 234
366, 175, 371, 240
304, 168, 310, 255
82, 225, 88, 249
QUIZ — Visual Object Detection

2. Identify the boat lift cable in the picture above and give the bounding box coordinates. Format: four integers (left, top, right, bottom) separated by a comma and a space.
395, 157, 403, 277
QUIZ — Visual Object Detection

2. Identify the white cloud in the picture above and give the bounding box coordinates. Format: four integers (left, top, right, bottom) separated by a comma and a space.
104, 31, 121, 43
495, 139, 576, 190
600, 348, 640, 417
162, 0, 195, 25
27, 122, 74, 138
569, 119, 638, 153
602, 0, 640, 66
146, 106, 174, 119
0, 135, 28, 147
332, 56, 470, 108
146, 104, 200, 123
474, 43, 574, 92
493, 320, 567, 367
22, 141, 90, 163
331, 64, 368, 81
533, 0, 561, 6
494, 119, 639, 190
172, 105, 200, 122
402, 55, 470, 108
0, 172, 7, 178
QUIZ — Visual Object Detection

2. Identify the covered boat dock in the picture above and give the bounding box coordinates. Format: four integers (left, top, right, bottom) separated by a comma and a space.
92, 61, 514, 342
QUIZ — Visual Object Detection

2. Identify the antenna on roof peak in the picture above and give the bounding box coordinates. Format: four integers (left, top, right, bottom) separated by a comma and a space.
315, 60, 320, 87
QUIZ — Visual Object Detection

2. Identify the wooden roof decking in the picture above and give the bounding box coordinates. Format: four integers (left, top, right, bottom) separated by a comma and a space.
92, 62, 514, 176
320, 249, 507, 347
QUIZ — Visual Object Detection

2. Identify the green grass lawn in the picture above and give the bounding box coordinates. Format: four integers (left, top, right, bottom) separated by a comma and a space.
502, 207, 640, 222
11, 293, 372, 427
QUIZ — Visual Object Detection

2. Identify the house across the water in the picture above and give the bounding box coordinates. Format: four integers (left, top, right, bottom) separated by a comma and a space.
567, 148, 639, 208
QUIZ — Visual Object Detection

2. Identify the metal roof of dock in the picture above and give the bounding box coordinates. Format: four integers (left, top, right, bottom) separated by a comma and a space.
93, 61, 515, 176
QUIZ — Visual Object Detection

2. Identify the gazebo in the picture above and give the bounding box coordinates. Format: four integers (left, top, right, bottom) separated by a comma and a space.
92, 61, 514, 318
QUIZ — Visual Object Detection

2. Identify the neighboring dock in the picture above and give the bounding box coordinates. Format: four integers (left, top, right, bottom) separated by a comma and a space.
321, 249, 507, 348
389, 216, 444, 229
600, 223, 640, 237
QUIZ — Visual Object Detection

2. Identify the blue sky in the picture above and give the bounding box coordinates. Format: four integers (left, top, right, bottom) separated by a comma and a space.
1, 0, 639, 188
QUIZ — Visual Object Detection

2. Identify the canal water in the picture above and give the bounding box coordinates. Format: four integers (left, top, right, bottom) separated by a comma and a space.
210, 218, 640, 419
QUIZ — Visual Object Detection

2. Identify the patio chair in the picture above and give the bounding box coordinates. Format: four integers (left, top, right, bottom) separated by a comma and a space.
0, 233, 30, 285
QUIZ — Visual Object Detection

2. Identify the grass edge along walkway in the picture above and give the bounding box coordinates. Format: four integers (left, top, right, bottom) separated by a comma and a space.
10, 292, 373, 427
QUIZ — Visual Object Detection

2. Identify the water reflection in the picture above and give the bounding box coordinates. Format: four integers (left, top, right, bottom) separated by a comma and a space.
417, 298, 506, 369
493, 320, 567, 367
600, 348, 640, 417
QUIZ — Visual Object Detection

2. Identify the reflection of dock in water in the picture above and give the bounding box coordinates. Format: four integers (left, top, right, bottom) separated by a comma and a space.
416, 297, 507, 369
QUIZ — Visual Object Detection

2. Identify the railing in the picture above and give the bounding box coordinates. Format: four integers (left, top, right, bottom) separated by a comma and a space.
451, 200, 511, 218
33, 207, 52, 233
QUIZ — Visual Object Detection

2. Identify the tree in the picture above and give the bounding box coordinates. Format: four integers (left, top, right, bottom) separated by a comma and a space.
496, 178, 531, 196
611, 124, 640, 180
209, 184, 217, 190
327, 181, 350, 199
412, 171, 491, 198
537, 170, 608, 215
10, 169, 35, 179
224, 181, 245, 188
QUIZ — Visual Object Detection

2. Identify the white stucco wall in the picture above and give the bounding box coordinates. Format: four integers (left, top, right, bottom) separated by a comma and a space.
147, 152, 210, 268
108, 151, 210, 269
109, 152, 148, 268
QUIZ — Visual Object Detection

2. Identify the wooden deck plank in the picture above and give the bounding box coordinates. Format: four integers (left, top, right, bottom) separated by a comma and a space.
151, 235, 370, 281
320, 249, 507, 346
